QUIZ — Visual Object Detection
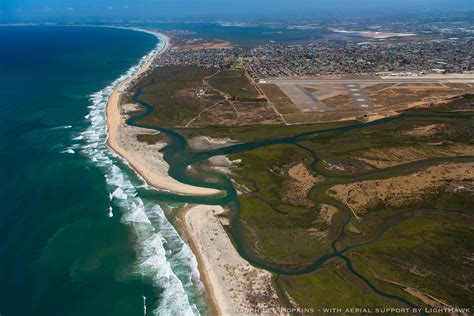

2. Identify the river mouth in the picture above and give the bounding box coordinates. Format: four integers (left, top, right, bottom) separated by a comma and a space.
126, 84, 474, 311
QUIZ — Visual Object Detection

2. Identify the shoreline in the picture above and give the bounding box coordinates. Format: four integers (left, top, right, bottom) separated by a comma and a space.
105, 28, 284, 315
178, 205, 285, 316
104, 28, 227, 314
105, 29, 219, 197
176, 206, 223, 316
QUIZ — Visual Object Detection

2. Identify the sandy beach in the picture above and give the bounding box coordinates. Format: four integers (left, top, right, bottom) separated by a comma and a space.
105, 29, 284, 315
179, 205, 285, 316
105, 30, 219, 196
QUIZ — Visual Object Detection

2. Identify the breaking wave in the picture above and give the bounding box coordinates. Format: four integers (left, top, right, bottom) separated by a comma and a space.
78, 30, 203, 315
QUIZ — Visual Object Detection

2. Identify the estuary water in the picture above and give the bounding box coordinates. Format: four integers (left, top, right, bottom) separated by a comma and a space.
0, 25, 205, 316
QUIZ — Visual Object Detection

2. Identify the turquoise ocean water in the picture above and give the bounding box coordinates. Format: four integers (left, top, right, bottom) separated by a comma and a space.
0, 26, 205, 316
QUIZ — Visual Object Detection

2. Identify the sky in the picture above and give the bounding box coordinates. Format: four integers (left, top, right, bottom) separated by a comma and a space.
1, 0, 473, 21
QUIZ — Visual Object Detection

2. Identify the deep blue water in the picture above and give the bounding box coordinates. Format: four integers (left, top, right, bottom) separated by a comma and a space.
0, 26, 204, 316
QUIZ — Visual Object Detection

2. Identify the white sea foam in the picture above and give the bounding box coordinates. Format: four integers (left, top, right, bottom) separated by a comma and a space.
78, 30, 202, 315
61, 148, 75, 154
51, 125, 72, 130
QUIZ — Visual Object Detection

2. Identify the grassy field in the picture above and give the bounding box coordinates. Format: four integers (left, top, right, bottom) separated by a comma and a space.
125, 65, 218, 127
347, 212, 474, 308
126, 65, 286, 127
279, 262, 401, 314
208, 68, 263, 101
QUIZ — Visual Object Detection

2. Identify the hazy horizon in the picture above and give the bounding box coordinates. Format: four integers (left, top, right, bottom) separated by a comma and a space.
1, 0, 473, 22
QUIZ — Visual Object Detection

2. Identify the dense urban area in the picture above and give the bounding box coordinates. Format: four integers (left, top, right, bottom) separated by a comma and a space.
153, 38, 473, 77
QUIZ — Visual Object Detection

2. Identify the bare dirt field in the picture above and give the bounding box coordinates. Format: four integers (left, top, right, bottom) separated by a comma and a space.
322, 94, 356, 109
367, 87, 465, 108
282, 162, 323, 207
330, 162, 474, 215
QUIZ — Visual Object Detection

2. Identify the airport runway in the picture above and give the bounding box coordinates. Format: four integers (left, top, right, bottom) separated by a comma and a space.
344, 83, 373, 109
264, 77, 474, 85
263, 76, 473, 112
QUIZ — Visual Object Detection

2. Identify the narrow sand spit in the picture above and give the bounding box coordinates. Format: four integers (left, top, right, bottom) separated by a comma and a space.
106, 31, 219, 196
180, 205, 286, 316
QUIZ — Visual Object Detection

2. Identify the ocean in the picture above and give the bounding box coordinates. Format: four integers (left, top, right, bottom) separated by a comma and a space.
0, 25, 205, 316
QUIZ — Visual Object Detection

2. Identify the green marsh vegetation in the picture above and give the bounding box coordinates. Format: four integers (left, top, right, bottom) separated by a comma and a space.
224, 95, 474, 309
128, 67, 474, 311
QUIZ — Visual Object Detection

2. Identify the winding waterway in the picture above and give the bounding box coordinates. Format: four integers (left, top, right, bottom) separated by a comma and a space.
128, 83, 473, 311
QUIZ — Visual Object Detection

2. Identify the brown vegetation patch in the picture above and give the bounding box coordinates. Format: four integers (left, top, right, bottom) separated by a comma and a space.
233, 102, 283, 125
395, 83, 445, 88
330, 162, 474, 215
444, 83, 474, 91
402, 124, 444, 137
188, 101, 239, 127
284, 111, 366, 124
121, 103, 142, 114
322, 93, 356, 109
356, 144, 474, 168
368, 88, 463, 108
282, 162, 323, 207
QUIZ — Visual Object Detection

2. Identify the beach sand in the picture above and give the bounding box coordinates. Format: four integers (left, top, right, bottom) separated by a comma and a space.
106, 32, 219, 197
179, 205, 285, 316
106, 30, 283, 315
